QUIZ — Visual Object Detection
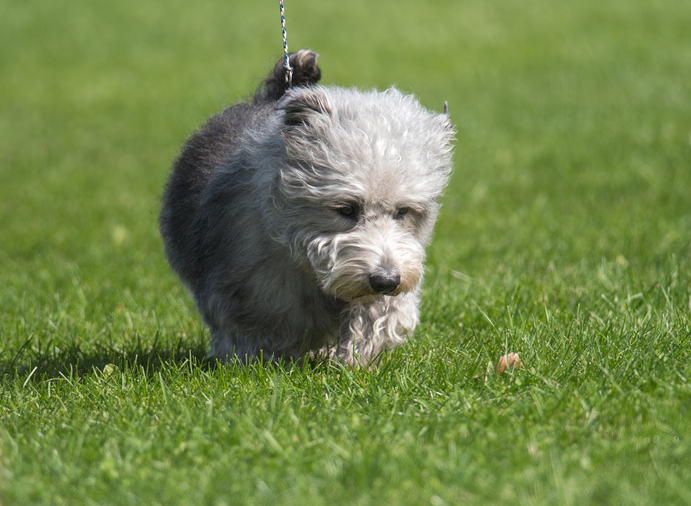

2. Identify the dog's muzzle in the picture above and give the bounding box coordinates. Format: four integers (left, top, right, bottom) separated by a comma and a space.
369, 272, 401, 295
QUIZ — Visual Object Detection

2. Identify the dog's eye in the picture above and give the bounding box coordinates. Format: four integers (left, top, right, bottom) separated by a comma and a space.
336, 204, 359, 219
394, 207, 409, 219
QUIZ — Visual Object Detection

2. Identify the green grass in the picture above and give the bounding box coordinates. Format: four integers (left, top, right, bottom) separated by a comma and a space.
1, 0, 691, 504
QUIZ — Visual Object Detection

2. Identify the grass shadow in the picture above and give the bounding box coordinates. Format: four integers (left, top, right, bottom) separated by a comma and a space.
0, 333, 353, 382
0, 333, 213, 381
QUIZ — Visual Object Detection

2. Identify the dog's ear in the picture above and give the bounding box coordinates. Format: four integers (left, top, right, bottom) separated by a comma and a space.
436, 101, 454, 134
436, 109, 454, 135
275, 87, 332, 127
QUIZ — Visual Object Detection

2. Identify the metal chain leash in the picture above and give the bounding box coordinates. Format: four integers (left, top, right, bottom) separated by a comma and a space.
280, 0, 293, 86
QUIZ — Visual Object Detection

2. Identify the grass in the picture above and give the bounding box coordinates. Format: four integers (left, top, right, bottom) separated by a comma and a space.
1, 0, 690, 504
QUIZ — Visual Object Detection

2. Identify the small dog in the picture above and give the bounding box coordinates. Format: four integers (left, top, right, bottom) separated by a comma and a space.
160, 50, 454, 364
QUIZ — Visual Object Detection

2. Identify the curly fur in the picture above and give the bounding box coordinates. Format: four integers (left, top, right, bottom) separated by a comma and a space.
159, 50, 454, 364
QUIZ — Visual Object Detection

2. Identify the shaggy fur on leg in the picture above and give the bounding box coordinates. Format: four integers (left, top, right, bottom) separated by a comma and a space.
159, 50, 454, 364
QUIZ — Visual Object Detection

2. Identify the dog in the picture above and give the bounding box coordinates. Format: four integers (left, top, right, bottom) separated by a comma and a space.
159, 50, 454, 364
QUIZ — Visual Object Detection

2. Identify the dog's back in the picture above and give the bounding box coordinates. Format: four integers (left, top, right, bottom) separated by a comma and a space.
159, 51, 321, 288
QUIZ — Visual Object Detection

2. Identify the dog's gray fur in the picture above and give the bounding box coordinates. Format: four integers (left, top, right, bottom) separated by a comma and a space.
160, 50, 454, 364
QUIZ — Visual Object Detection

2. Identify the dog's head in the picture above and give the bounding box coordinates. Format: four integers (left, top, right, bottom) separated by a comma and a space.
271, 86, 455, 301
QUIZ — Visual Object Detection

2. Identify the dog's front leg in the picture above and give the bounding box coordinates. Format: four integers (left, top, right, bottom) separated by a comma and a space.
336, 314, 356, 366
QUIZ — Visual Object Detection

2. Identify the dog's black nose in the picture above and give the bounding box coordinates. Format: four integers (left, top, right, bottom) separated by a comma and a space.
369, 273, 401, 294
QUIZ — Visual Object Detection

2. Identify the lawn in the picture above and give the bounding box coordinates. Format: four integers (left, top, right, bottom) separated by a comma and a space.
1, 0, 690, 504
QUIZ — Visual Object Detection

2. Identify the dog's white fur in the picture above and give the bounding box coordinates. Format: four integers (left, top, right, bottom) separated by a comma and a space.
160, 51, 454, 364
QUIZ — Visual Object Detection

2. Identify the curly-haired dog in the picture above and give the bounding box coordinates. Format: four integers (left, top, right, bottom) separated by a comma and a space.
160, 50, 454, 364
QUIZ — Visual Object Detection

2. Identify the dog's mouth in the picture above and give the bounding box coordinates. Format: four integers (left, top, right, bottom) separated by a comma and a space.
374, 286, 397, 296
346, 286, 403, 302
